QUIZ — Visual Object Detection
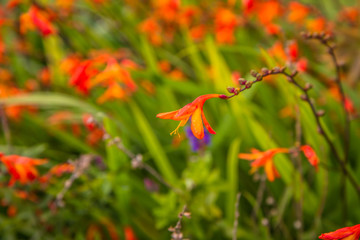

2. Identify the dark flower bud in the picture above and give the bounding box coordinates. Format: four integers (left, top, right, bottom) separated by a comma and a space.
238, 78, 247, 85
304, 83, 313, 91
317, 110, 325, 117
227, 87, 235, 93
273, 66, 281, 73
219, 94, 228, 99
250, 70, 258, 77
261, 68, 269, 75
246, 83, 252, 89
256, 75, 263, 81
300, 94, 308, 101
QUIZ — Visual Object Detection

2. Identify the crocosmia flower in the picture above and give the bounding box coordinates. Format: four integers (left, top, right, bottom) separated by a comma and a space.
157, 94, 226, 139
319, 224, 360, 240
20, 5, 56, 36
239, 148, 289, 181
300, 145, 319, 171
0, 153, 48, 186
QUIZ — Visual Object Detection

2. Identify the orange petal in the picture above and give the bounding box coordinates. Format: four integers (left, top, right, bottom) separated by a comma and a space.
265, 160, 278, 182
201, 110, 216, 134
156, 110, 179, 119
191, 107, 204, 139
238, 152, 262, 160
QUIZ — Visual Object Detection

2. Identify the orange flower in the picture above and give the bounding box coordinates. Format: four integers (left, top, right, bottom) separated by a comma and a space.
0, 153, 47, 186
300, 145, 319, 170
214, 8, 238, 44
306, 17, 326, 32
329, 86, 356, 115
319, 224, 360, 240
256, 0, 282, 25
97, 83, 127, 103
287, 2, 310, 24
139, 17, 163, 46
49, 163, 74, 177
339, 7, 359, 24
239, 148, 289, 181
20, 5, 56, 36
190, 24, 206, 41
268, 41, 287, 63
154, 0, 180, 23
124, 225, 138, 240
178, 6, 199, 26
157, 94, 224, 139
90, 58, 137, 92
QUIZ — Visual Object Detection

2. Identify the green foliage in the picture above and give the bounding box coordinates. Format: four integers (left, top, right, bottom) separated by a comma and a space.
0, 0, 359, 240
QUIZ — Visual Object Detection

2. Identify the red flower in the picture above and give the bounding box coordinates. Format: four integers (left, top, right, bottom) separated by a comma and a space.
319, 224, 360, 240
20, 5, 56, 36
0, 153, 47, 186
238, 148, 289, 181
157, 94, 224, 139
301, 145, 319, 171
124, 226, 138, 240
69, 60, 96, 95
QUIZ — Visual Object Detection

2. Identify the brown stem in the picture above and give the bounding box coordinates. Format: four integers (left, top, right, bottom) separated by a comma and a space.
168, 205, 191, 240
56, 154, 96, 207
276, 71, 360, 195
303, 33, 351, 164
230, 66, 360, 195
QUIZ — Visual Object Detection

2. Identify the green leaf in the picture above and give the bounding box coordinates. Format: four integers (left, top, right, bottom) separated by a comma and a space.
129, 100, 177, 185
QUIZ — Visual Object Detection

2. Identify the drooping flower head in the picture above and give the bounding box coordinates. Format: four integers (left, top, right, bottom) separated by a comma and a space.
157, 94, 226, 139
239, 145, 320, 181
319, 224, 360, 240
239, 148, 289, 181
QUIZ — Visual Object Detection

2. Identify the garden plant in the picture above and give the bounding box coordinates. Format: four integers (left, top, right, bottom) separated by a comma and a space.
0, 0, 359, 239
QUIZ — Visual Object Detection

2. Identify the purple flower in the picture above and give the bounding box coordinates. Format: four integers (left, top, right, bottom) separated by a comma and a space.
185, 126, 211, 152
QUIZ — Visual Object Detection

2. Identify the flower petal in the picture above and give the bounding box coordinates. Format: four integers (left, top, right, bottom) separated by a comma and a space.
156, 110, 180, 119
265, 160, 279, 182
201, 110, 216, 134
319, 224, 360, 240
191, 108, 204, 139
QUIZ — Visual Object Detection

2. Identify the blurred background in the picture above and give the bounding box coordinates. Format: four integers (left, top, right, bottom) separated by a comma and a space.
0, 0, 359, 239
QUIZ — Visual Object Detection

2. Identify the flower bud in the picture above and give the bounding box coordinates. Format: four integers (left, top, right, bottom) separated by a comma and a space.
238, 78, 247, 85
219, 94, 228, 99
300, 94, 308, 101
317, 110, 325, 116
227, 87, 235, 93
250, 70, 258, 77
261, 67, 269, 75
304, 83, 313, 91
273, 66, 281, 73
